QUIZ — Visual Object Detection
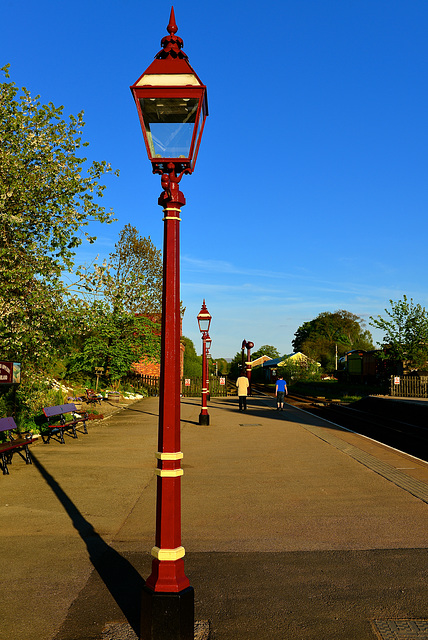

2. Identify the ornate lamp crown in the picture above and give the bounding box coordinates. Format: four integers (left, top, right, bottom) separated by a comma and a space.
155, 7, 188, 60
130, 6, 208, 179
197, 299, 212, 334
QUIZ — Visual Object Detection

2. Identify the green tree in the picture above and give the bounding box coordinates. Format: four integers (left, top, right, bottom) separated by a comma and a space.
370, 296, 428, 369
292, 310, 373, 371
251, 345, 280, 360
277, 360, 322, 383
229, 351, 246, 380
214, 358, 229, 376
102, 224, 163, 314
68, 226, 165, 383
181, 336, 202, 378
68, 302, 161, 382
0, 64, 117, 366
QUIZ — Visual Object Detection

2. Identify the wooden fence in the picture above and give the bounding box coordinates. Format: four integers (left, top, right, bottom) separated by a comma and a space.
124, 374, 159, 396
389, 375, 428, 397
181, 376, 228, 397
126, 374, 228, 398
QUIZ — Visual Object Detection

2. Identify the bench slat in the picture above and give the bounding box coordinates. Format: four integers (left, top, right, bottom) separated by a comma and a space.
0, 417, 18, 432
0, 417, 34, 475
85, 389, 102, 405
0, 436, 34, 452
42, 404, 89, 444
43, 404, 77, 418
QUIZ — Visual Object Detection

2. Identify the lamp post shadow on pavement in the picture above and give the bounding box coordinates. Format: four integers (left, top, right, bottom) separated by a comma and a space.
130, 7, 208, 640
31, 453, 144, 636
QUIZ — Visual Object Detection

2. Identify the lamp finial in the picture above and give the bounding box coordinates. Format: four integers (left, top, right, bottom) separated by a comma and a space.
167, 7, 178, 35
156, 7, 187, 60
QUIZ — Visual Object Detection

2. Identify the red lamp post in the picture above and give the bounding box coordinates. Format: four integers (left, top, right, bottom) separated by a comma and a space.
205, 334, 212, 401
246, 341, 254, 394
241, 340, 254, 395
241, 340, 246, 371
197, 300, 212, 425
130, 8, 208, 640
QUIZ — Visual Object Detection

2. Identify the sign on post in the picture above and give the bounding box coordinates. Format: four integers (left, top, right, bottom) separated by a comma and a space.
0, 362, 21, 384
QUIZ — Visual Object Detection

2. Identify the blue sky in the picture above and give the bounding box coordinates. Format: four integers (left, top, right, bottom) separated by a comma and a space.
3, 0, 428, 359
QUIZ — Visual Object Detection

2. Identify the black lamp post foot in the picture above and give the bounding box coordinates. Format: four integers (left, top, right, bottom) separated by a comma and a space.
141, 586, 194, 640
199, 414, 209, 426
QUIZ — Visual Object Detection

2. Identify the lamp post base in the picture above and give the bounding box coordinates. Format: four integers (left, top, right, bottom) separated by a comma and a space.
198, 414, 210, 425
141, 586, 194, 640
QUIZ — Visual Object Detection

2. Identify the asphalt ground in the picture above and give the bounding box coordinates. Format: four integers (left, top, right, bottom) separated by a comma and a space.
1, 395, 427, 640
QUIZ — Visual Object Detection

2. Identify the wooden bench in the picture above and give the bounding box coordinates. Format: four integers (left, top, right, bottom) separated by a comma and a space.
0, 417, 34, 475
42, 403, 89, 444
85, 388, 102, 405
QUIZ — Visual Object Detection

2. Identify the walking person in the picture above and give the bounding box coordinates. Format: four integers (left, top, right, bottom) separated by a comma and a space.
236, 370, 249, 411
275, 375, 288, 410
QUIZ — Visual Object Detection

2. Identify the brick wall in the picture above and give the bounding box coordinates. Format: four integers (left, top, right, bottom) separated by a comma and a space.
132, 342, 185, 378
132, 358, 161, 377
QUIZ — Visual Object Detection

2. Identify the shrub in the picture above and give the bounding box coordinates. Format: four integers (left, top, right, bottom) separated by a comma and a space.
13, 375, 67, 433
277, 361, 322, 383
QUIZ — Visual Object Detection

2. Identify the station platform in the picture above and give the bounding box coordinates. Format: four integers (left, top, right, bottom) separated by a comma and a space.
1, 395, 427, 640
376, 394, 428, 405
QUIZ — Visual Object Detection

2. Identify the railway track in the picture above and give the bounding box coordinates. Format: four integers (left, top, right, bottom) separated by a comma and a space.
251, 384, 428, 462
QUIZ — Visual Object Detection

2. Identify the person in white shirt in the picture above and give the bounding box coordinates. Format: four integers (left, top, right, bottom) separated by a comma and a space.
236, 370, 250, 411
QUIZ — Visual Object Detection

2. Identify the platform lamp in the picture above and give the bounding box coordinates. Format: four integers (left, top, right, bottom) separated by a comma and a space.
241, 340, 247, 371
241, 340, 254, 391
130, 8, 208, 640
197, 300, 212, 425
205, 334, 212, 401
245, 341, 254, 395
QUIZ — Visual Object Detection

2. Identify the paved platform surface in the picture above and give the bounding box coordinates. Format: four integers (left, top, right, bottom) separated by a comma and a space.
1, 395, 427, 640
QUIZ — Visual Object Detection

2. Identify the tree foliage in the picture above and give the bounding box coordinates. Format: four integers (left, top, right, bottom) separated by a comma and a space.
214, 358, 229, 376
0, 64, 117, 365
277, 360, 322, 383
369, 296, 428, 369
181, 336, 202, 378
68, 226, 164, 382
292, 310, 373, 371
251, 345, 280, 360
97, 224, 163, 314
68, 302, 161, 381
229, 351, 247, 379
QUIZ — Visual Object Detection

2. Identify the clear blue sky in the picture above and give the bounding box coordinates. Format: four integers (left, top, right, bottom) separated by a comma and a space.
3, 0, 428, 359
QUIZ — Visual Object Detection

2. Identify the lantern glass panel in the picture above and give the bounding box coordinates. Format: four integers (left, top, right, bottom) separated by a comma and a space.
191, 98, 207, 167
198, 318, 210, 333
139, 97, 199, 158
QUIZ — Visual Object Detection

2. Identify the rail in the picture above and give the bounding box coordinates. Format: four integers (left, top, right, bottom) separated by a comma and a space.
251, 383, 428, 461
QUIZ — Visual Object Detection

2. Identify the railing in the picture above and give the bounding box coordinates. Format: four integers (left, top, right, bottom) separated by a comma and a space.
126, 374, 160, 396
181, 376, 228, 397
389, 375, 428, 397
126, 374, 228, 398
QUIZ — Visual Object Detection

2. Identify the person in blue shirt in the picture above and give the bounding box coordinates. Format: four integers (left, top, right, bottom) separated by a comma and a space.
275, 375, 288, 410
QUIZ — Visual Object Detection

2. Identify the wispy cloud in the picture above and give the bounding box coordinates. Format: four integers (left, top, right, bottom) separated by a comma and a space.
182, 271, 407, 305
181, 256, 298, 280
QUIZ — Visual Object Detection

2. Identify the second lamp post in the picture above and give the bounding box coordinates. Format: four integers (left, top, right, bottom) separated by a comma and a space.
241, 340, 254, 395
197, 300, 212, 425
